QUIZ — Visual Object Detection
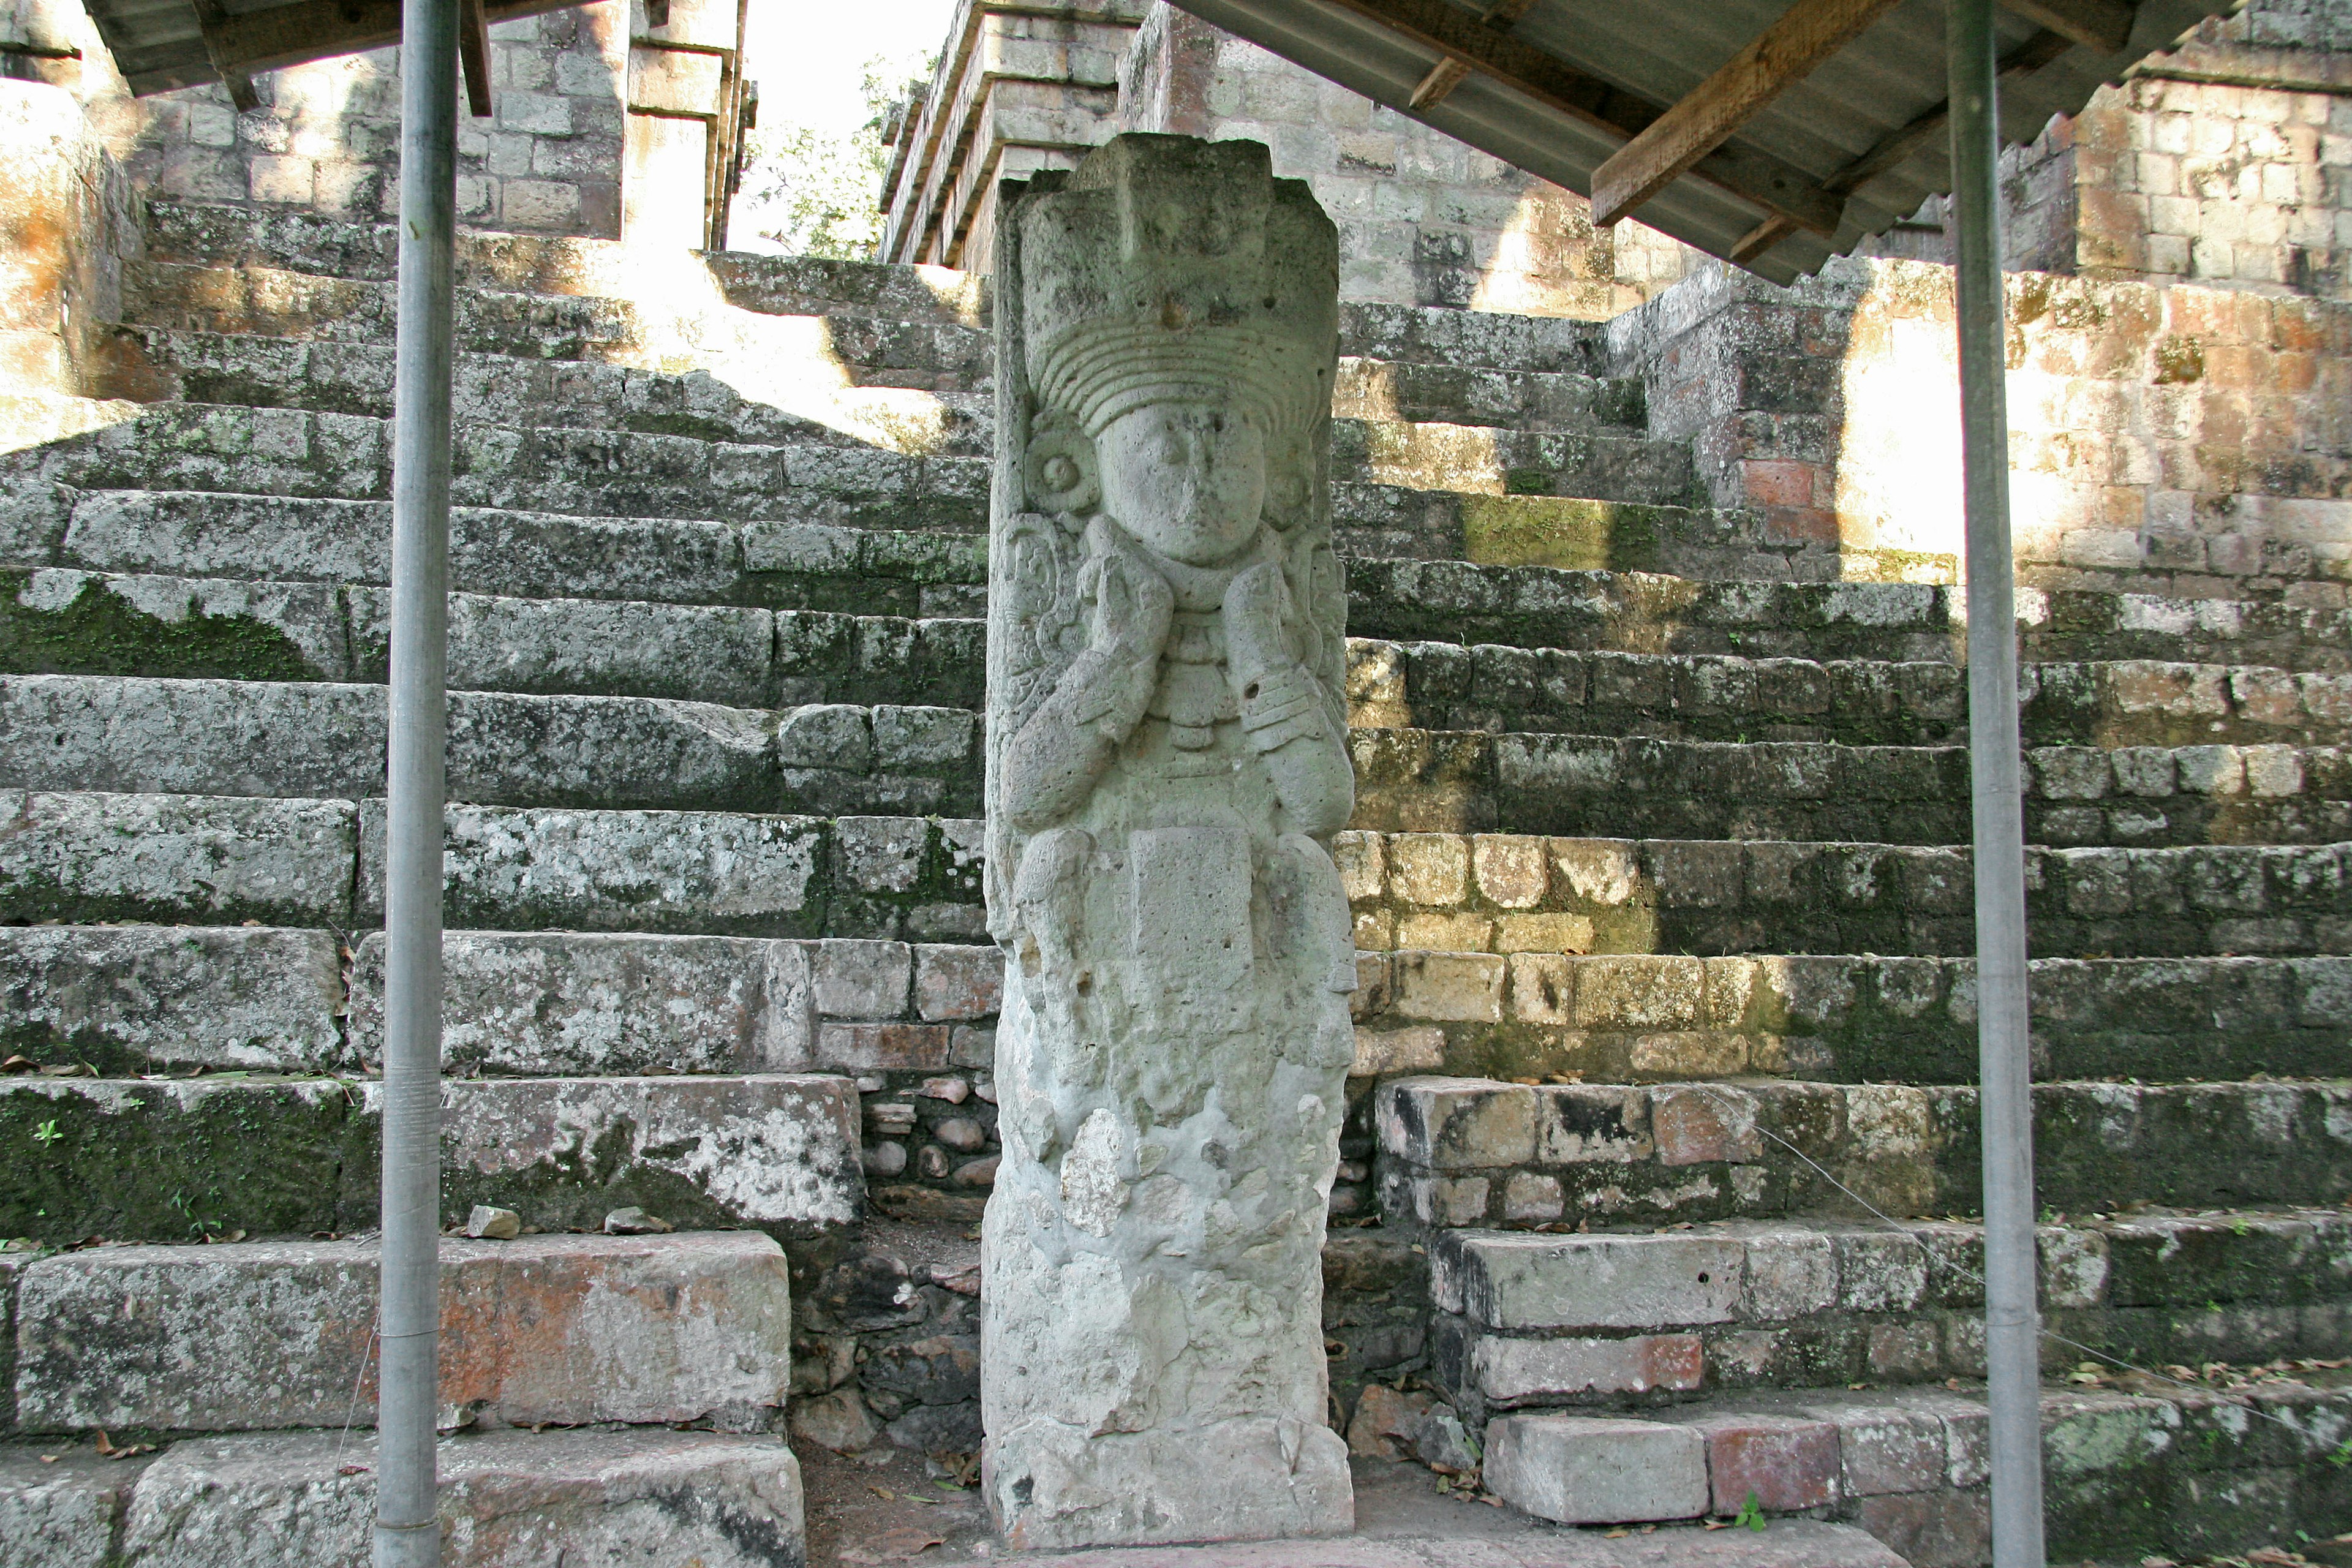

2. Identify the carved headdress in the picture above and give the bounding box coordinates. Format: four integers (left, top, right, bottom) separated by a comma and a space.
1017, 135, 1338, 448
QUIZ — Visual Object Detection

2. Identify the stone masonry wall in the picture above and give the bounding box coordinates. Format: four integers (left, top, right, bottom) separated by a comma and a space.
1610, 253, 2352, 604
1117, 2, 1698, 318
3, 0, 630, 238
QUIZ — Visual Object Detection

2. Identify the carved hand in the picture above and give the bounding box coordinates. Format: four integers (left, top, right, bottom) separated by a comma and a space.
1086, 537, 1176, 666
1220, 560, 1298, 705
1223, 561, 1352, 837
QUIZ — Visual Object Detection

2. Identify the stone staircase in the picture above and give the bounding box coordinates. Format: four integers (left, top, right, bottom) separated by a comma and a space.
0, 200, 2346, 1567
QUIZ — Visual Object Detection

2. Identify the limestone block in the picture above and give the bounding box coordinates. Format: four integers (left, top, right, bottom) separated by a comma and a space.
914, 942, 1005, 1020
1438, 1231, 1746, 1332
116, 1428, 804, 1568
1468, 1332, 1705, 1401
981, 133, 1354, 1550
1482, 1415, 1708, 1525
360, 801, 824, 935
1377, 1076, 1537, 1169
0, 673, 383, 799
16, 1232, 793, 1433
0, 788, 356, 927
0, 922, 343, 1072
426, 1074, 862, 1238
1351, 1024, 1446, 1077
347, 930, 811, 1075
0, 1448, 130, 1568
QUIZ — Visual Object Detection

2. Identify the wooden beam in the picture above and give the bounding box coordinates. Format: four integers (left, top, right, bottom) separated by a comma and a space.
1997, 0, 2133, 51
459, 0, 494, 117
190, 0, 260, 112
206, 0, 577, 83
1728, 28, 2075, 264
1321, 0, 1847, 236
1590, 0, 1905, 228
1409, 0, 1534, 111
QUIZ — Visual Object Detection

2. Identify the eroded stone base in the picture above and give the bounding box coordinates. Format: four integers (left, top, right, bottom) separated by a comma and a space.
987, 1415, 1354, 1551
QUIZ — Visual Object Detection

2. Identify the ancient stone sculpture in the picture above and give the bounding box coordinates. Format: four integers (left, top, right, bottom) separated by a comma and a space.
980, 134, 1357, 1549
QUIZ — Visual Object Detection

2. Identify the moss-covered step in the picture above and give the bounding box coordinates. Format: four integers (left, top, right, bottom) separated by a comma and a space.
1336, 831, 2352, 961
0, 1072, 859, 1253
1349, 949, 2352, 1085
0, 674, 982, 816
0, 789, 356, 927
1349, 726, 2351, 847
1374, 1075, 2352, 1229
1428, 1210, 2352, 1417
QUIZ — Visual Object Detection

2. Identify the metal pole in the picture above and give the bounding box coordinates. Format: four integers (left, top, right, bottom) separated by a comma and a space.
377, 0, 458, 1561
1946, 2, 2045, 1566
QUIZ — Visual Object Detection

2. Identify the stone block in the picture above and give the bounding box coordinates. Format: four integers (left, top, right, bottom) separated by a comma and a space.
0, 1449, 130, 1568
810, 938, 912, 1019
1651, 1084, 1764, 1165
817, 1021, 952, 1071
1483, 1414, 1708, 1524
0, 789, 356, 927
1738, 1229, 1838, 1321
1443, 1231, 1744, 1330
1392, 949, 1506, 1022
1532, 1084, 1652, 1164
913, 943, 1003, 1021
349, 930, 811, 1075
1683, 1413, 1841, 1513
116, 1427, 804, 1567
426, 1074, 862, 1239
0, 923, 344, 1073
1351, 1024, 1447, 1077
1376, 1076, 1536, 1168
1804, 1401, 1948, 1496
15, 1232, 793, 1433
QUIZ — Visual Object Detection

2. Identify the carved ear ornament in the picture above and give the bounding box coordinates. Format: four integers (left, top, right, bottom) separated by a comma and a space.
1023, 418, 1100, 522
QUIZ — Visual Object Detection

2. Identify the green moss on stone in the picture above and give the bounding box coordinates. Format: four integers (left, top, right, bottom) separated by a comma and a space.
0, 569, 323, 682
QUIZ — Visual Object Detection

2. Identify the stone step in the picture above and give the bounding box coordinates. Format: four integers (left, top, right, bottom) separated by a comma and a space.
1351, 726, 2348, 847
13, 787, 2344, 962
0, 923, 999, 1078
1333, 417, 1695, 511
903, 1524, 1906, 1568
119, 257, 996, 390
103, 323, 995, 459
141, 199, 987, 327
0, 790, 986, 942
1349, 949, 2352, 1085
1373, 1074, 2352, 1230
7, 1230, 794, 1434
0, 568, 988, 711
0, 675, 979, 817
1429, 1210, 2352, 1421
1333, 356, 1647, 436
1338, 832, 2352, 960
4, 489, 989, 617
0, 402, 992, 533
1479, 1380, 2352, 1564
9, 1427, 806, 1568
0, 1071, 859, 1256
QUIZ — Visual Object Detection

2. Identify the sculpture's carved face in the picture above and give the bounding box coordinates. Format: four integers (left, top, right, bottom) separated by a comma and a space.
1095, 401, 1267, 567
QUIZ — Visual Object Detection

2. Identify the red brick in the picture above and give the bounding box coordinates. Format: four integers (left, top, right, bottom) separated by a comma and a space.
1740, 459, 1820, 510
1694, 1414, 1842, 1514
1651, 1085, 1762, 1166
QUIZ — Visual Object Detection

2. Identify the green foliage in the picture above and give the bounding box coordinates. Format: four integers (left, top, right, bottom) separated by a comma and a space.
1733, 1491, 1768, 1531
0, 570, 320, 682
32, 1118, 62, 1147
737, 56, 933, 260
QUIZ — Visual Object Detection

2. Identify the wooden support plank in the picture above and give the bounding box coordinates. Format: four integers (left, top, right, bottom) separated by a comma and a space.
460, 0, 494, 118
1410, 0, 1534, 111
1590, 0, 1905, 228
1729, 28, 2075, 263
1998, 0, 2133, 51
1322, 0, 1846, 235
189, 0, 260, 112
205, 0, 576, 82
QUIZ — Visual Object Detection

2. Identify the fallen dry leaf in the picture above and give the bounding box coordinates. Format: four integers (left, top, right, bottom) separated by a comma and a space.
838, 1527, 946, 1563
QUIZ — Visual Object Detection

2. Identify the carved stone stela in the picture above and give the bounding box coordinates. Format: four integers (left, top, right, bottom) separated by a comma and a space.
980, 134, 1357, 1549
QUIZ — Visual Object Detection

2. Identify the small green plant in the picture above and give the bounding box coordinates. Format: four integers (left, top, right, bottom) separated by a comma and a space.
31, 1118, 62, 1147
2329, 1437, 2352, 1469
169, 1188, 224, 1239
1733, 1491, 1768, 1531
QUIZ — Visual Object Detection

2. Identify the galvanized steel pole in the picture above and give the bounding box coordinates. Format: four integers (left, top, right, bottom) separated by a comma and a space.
377, 0, 458, 1561
1946, 2, 2046, 1565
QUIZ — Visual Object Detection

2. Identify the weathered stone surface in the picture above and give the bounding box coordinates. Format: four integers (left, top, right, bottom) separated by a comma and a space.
421, 1073, 862, 1242
358, 800, 826, 935
981, 135, 1356, 1550
0, 788, 355, 926
15, 1231, 793, 1431
116, 1427, 804, 1568
1483, 1414, 1708, 1525
0, 922, 342, 1072
1438, 1231, 1746, 1332
347, 930, 811, 1075
0, 1447, 136, 1568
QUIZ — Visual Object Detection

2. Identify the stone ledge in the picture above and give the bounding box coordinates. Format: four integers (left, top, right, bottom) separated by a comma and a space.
12, 1231, 793, 1433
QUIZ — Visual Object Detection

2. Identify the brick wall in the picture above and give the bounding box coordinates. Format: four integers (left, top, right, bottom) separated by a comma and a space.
1609, 253, 2352, 605
1118, 2, 1697, 319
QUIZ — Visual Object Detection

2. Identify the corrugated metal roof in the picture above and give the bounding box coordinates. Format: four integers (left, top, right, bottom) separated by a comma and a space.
1168, 0, 2245, 281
